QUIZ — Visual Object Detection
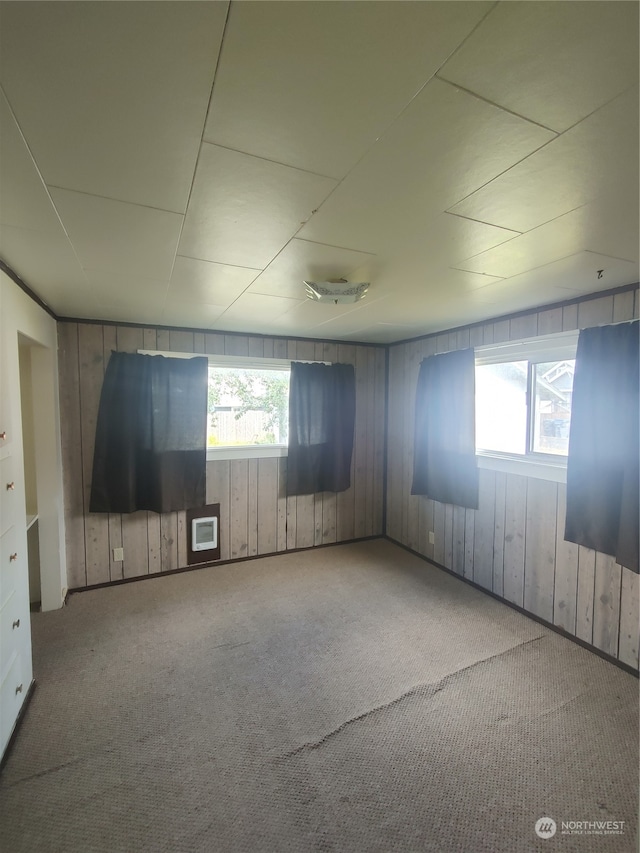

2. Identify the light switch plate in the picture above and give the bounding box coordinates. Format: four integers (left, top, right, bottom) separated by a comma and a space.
113, 547, 124, 562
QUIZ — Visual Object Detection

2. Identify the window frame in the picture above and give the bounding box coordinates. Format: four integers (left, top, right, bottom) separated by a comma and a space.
138, 350, 328, 461
474, 331, 579, 483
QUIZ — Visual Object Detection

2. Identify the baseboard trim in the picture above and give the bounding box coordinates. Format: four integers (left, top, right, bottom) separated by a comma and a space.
385, 536, 639, 679
0, 679, 36, 772
68, 535, 384, 595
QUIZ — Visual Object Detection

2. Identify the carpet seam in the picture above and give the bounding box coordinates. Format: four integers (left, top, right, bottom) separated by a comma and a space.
278, 635, 547, 760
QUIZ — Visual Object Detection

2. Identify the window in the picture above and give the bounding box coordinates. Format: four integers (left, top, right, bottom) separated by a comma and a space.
207, 358, 290, 458
474, 332, 578, 481
139, 351, 309, 461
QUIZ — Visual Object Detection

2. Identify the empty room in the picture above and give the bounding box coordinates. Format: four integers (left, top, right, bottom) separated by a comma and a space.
0, 2, 638, 851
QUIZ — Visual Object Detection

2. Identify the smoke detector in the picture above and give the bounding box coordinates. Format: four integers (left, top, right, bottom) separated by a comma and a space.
304, 279, 369, 304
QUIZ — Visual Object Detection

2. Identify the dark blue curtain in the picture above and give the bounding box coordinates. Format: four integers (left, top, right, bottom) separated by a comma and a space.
90, 352, 208, 514
565, 321, 639, 572
287, 362, 355, 496
412, 348, 479, 509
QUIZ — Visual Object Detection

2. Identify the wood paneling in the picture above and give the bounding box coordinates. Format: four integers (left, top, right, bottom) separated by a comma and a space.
523, 478, 557, 623
503, 474, 527, 607
57, 322, 85, 588
619, 568, 640, 669
230, 459, 249, 559
103, 325, 123, 582
553, 483, 578, 635
537, 306, 563, 335
293, 339, 316, 549
473, 469, 495, 591
78, 323, 109, 586
592, 553, 621, 658
385, 286, 639, 668
386, 347, 403, 543
492, 472, 506, 597
613, 290, 635, 323
576, 546, 596, 645
562, 303, 578, 331
463, 507, 475, 580
208, 460, 230, 561
451, 505, 465, 577
59, 321, 385, 588
160, 513, 178, 572
577, 296, 613, 328
257, 457, 277, 555
509, 313, 537, 340
336, 343, 357, 543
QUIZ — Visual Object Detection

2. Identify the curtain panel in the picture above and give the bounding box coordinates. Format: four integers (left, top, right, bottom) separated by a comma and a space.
565, 321, 639, 572
411, 348, 479, 509
287, 361, 356, 496
90, 352, 208, 514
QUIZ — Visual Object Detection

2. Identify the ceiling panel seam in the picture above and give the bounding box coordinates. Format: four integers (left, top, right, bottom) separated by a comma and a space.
0, 85, 99, 311
174, 253, 263, 273
294, 237, 377, 257
444, 211, 522, 237
433, 75, 560, 134
160, 0, 232, 314
213, 236, 299, 320
44, 185, 185, 218
444, 86, 637, 217
454, 203, 595, 265
255, 3, 502, 246
428, 0, 500, 81
452, 249, 634, 289
199, 141, 338, 182
547, 84, 640, 138
443, 137, 561, 216
210, 221, 377, 319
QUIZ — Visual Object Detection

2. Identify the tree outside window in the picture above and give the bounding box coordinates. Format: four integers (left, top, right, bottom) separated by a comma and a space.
207, 366, 290, 447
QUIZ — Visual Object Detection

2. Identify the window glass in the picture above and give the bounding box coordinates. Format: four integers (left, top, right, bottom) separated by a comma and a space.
208, 366, 290, 448
531, 360, 574, 455
473, 332, 578, 478
475, 361, 528, 455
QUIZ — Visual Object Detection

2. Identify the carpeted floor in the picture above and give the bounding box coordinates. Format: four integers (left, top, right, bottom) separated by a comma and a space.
1, 539, 637, 852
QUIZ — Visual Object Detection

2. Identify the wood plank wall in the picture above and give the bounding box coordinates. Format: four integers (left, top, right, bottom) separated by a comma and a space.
58, 322, 386, 589
386, 286, 640, 670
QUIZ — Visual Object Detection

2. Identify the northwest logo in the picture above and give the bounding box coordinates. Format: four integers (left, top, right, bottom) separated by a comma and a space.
535, 817, 557, 839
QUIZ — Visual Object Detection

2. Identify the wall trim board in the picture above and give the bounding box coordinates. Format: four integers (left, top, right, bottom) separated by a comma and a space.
386, 536, 639, 679
66, 534, 384, 595
0, 680, 36, 773
389, 281, 639, 349
0, 259, 56, 320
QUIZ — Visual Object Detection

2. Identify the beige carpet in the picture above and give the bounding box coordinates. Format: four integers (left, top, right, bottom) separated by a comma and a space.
1, 539, 637, 852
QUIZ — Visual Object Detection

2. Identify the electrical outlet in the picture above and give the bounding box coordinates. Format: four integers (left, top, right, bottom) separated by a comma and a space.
428, 531, 435, 545
113, 547, 124, 562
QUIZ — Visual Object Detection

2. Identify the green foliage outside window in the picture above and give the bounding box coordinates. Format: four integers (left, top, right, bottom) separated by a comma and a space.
208, 367, 289, 447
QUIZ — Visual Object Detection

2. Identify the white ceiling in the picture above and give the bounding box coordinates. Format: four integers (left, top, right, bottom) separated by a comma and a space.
0, 1, 637, 343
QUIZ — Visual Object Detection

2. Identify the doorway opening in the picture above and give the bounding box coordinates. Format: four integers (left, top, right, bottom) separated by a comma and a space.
17, 334, 65, 612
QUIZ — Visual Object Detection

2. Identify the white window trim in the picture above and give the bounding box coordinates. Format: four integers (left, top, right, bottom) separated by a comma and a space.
139, 349, 329, 461
474, 330, 578, 482
474, 330, 579, 365
476, 451, 568, 483
206, 445, 288, 462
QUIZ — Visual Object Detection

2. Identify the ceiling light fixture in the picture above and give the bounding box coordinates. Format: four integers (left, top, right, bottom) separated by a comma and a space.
304, 278, 369, 305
